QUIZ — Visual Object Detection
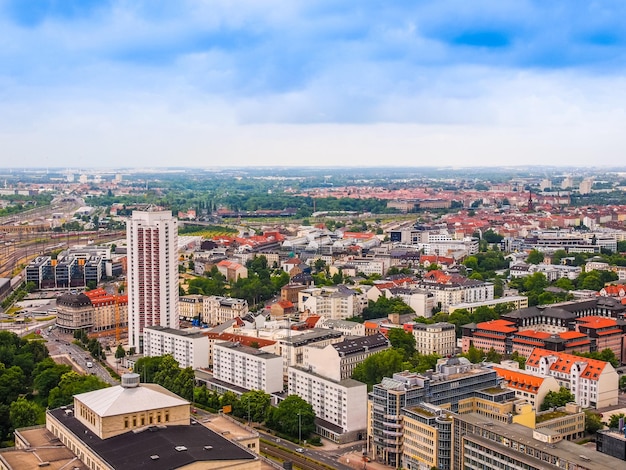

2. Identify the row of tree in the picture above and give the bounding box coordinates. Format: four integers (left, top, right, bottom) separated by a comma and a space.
0, 331, 109, 446
134, 354, 316, 442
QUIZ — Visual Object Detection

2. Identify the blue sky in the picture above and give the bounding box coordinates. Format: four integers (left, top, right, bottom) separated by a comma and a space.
2, 0, 626, 168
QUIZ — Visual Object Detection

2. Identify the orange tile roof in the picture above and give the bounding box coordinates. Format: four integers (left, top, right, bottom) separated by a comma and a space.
83, 288, 109, 299
476, 319, 517, 334
515, 330, 550, 340
558, 331, 586, 340
474, 332, 509, 340
527, 348, 608, 379
304, 315, 321, 328
577, 316, 617, 329
492, 366, 543, 393
596, 328, 623, 336
205, 332, 276, 348
565, 340, 591, 348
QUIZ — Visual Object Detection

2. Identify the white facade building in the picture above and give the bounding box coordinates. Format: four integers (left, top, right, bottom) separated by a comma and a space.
526, 348, 619, 409
297, 285, 364, 319
288, 366, 368, 443
213, 341, 283, 394
143, 326, 209, 369
127, 211, 179, 350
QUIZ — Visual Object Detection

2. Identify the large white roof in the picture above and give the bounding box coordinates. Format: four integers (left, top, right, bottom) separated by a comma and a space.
74, 383, 189, 417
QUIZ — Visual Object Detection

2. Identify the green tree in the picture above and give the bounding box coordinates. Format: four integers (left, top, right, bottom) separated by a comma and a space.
540, 387, 574, 411
153, 355, 181, 392
387, 328, 416, 359
33, 360, 72, 402
351, 349, 404, 390
48, 372, 109, 408
115, 345, 126, 360
10, 397, 44, 429
526, 249, 544, 265
267, 395, 315, 442
620, 375, 626, 391
461, 345, 484, 364
608, 413, 625, 429
235, 390, 271, 423
584, 411, 604, 434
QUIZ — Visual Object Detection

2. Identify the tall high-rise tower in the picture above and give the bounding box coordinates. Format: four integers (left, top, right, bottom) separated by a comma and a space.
127, 211, 179, 351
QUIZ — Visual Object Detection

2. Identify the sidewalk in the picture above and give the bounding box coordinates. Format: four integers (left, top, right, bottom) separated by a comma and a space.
339, 452, 393, 470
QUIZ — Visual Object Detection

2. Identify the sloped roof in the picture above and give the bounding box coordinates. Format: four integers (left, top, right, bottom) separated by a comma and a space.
75, 383, 188, 417
492, 366, 544, 394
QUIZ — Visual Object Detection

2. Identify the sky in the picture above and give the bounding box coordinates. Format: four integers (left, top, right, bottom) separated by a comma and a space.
2, 0, 626, 169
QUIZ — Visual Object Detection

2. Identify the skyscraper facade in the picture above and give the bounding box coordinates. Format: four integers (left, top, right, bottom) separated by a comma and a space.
127, 211, 179, 350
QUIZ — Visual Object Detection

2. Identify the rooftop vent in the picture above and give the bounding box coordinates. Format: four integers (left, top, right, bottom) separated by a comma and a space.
150, 455, 159, 460
121, 373, 141, 388
204, 446, 213, 451
175, 446, 188, 452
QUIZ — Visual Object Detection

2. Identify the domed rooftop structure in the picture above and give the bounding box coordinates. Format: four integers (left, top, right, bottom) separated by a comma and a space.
57, 292, 92, 308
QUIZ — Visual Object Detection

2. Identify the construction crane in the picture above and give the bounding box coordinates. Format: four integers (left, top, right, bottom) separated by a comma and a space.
115, 281, 126, 343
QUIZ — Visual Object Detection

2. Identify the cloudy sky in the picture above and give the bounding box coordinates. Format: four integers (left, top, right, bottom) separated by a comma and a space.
2, 0, 626, 168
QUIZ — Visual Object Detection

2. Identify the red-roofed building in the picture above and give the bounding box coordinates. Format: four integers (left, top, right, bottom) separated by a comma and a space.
576, 315, 626, 364
526, 348, 619, 409
270, 299, 296, 318
81, 289, 128, 338
492, 365, 560, 410
216, 259, 248, 282
462, 320, 516, 354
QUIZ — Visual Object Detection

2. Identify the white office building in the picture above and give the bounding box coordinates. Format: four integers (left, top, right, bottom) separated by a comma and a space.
127, 211, 179, 350
213, 341, 283, 394
288, 366, 368, 443
143, 326, 209, 369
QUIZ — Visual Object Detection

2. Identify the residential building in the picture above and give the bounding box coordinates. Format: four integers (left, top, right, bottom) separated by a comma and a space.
382, 287, 435, 318
178, 294, 204, 321
416, 271, 493, 313
143, 326, 209, 369
127, 211, 179, 351
288, 366, 367, 443
492, 363, 560, 410
213, 341, 283, 394
316, 318, 366, 337
216, 259, 248, 281
526, 348, 619, 409
411, 322, 456, 357
276, 328, 343, 377
298, 285, 364, 319
202, 295, 248, 325
84, 289, 128, 337
303, 332, 390, 381
448, 295, 528, 314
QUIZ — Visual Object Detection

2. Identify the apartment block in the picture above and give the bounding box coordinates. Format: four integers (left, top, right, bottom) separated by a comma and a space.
303, 332, 390, 381
492, 363, 560, 410
526, 348, 619, 409
411, 322, 456, 357
213, 341, 283, 394
143, 326, 209, 369
288, 366, 367, 443
202, 296, 248, 325
178, 294, 204, 321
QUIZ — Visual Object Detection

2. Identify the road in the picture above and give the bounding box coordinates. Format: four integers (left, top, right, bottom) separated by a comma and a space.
46, 327, 119, 386
191, 408, 358, 470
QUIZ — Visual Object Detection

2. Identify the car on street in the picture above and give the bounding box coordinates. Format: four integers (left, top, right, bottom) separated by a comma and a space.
295, 448, 304, 453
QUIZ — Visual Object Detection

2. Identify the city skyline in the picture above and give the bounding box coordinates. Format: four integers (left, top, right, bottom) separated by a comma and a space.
2, 1, 626, 168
